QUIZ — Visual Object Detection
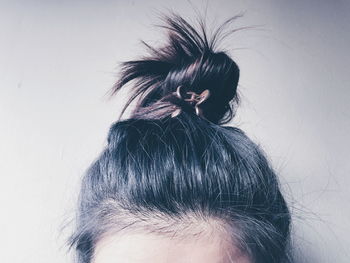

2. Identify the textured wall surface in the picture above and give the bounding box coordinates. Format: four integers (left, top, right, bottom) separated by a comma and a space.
0, 1, 349, 262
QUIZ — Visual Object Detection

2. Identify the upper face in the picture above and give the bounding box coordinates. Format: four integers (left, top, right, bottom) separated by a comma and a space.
92, 231, 251, 263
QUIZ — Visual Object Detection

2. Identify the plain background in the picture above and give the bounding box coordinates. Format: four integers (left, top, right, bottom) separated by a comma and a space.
0, 0, 349, 262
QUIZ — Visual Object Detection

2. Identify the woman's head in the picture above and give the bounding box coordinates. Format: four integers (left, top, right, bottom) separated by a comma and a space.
69, 12, 291, 263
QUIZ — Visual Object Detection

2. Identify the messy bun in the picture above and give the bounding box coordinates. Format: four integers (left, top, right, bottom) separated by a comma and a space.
69, 12, 292, 263
110, 12, 240, 124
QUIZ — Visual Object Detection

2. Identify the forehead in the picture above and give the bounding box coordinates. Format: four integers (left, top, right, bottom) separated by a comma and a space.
92, 232, 251, 263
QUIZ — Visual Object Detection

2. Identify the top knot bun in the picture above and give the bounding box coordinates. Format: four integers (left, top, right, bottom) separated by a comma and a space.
110, 12, 243, 125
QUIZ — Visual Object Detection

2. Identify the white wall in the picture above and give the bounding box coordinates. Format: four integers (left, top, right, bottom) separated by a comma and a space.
0, 0, 349, 262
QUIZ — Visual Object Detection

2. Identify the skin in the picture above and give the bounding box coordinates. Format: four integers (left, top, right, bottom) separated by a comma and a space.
92, 229, 251, 263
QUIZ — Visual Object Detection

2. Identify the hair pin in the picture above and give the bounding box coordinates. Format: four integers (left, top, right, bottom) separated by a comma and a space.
171, 86, 211, 118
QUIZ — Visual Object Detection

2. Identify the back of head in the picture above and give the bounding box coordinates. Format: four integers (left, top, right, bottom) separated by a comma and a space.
69, 12, 292, 263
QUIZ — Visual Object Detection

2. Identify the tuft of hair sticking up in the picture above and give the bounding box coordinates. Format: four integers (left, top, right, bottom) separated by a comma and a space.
109, 12, 243, 124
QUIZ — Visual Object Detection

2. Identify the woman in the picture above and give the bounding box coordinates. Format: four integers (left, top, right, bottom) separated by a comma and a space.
68, 12, 292, 263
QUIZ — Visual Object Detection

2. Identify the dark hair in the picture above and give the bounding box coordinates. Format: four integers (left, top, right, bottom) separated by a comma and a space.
68, 12, 292, 263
